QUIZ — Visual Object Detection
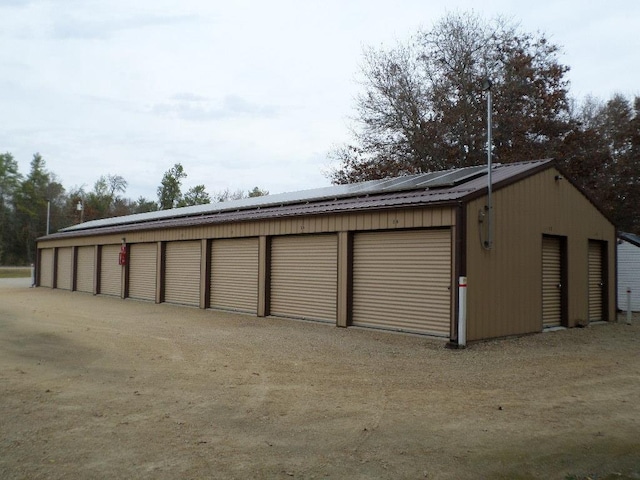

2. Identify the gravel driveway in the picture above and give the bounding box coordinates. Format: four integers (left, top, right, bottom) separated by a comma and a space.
1, 282, 639, 479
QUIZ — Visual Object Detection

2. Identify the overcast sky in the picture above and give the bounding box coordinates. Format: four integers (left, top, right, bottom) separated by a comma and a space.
1, 0, 638, 201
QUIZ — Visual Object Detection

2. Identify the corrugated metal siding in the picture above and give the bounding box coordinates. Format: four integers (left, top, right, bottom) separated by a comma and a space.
56, 247, 73, 290
129, 243, 157, 301
542, 236, 562, 328
270, 234, 337, 322
40, 248, 54, 287
210, 237, 259, 313
100, 245, 122, 296
352, 229, 452, 336
164, 241, 201, 306
465, 167, 616, 341
588, 241, 603, 321
617, 241, 640, 311
76, 246, 95, 293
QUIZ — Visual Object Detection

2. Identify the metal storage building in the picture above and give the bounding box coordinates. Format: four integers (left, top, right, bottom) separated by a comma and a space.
617, 232, 640, 312
36, 159, 616, 343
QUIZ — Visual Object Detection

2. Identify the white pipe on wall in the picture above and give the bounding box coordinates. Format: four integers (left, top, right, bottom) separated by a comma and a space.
458, 276, 467, 347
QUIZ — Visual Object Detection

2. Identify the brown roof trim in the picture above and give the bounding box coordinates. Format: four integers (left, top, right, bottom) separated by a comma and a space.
38, 193, 461, 241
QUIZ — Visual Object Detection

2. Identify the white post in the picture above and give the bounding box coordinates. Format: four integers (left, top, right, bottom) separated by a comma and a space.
458, 276, 467, 347
627, 288, 632, 325
30, 263, 35, 287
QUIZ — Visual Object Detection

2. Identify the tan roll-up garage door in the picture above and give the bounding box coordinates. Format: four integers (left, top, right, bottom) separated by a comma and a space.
542, 236, 562, 328
210, 237, 258, 313
76, 246, 95, 293
352, 229, 451, 336
270, 234, 337, 322
40, 248, 54, 288
100, 245, 122, 296
164, 241, 201, 306
129, 243, 157, 301
56, 247, 72, 290
588, 240, 604, 322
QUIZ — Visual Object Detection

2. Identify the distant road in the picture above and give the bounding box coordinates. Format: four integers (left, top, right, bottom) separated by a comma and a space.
0, 278, 32, 288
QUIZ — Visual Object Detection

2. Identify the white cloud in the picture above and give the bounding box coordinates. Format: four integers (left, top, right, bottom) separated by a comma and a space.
0, 0, 638, 202
150, 94, 279, 121
50, 13, 198, 40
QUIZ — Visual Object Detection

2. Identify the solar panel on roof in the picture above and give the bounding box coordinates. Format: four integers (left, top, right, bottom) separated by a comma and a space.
421, 165, 487, 188
410, 170, 447, 186
378, 175, 427, 192
59, 163, 495, 234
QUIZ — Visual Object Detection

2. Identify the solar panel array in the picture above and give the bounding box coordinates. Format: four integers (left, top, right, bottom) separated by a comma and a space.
60, 164, 489, 233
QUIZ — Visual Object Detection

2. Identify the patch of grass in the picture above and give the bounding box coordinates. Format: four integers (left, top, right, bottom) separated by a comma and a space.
0, 268, 31, 278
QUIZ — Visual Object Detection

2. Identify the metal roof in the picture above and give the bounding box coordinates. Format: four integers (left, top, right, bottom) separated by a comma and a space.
619, 232, 640, 248
42, 159, 553, 240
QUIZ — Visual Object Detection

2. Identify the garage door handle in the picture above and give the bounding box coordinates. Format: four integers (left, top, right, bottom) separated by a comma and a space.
556, 283, 562, 289
599, 282, 604, 287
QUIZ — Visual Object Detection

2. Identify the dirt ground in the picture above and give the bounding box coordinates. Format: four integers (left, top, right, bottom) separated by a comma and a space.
1, 279, 639, 480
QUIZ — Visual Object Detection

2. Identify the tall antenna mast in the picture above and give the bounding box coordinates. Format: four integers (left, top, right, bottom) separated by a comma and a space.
482, 78, 493, 250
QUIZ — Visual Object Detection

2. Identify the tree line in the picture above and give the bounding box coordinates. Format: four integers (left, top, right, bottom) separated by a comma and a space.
0, 156, 267, 265
329, 12, 640, 236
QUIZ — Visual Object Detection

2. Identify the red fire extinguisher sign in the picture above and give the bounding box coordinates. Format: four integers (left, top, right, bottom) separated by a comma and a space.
118, 244, 127, 265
